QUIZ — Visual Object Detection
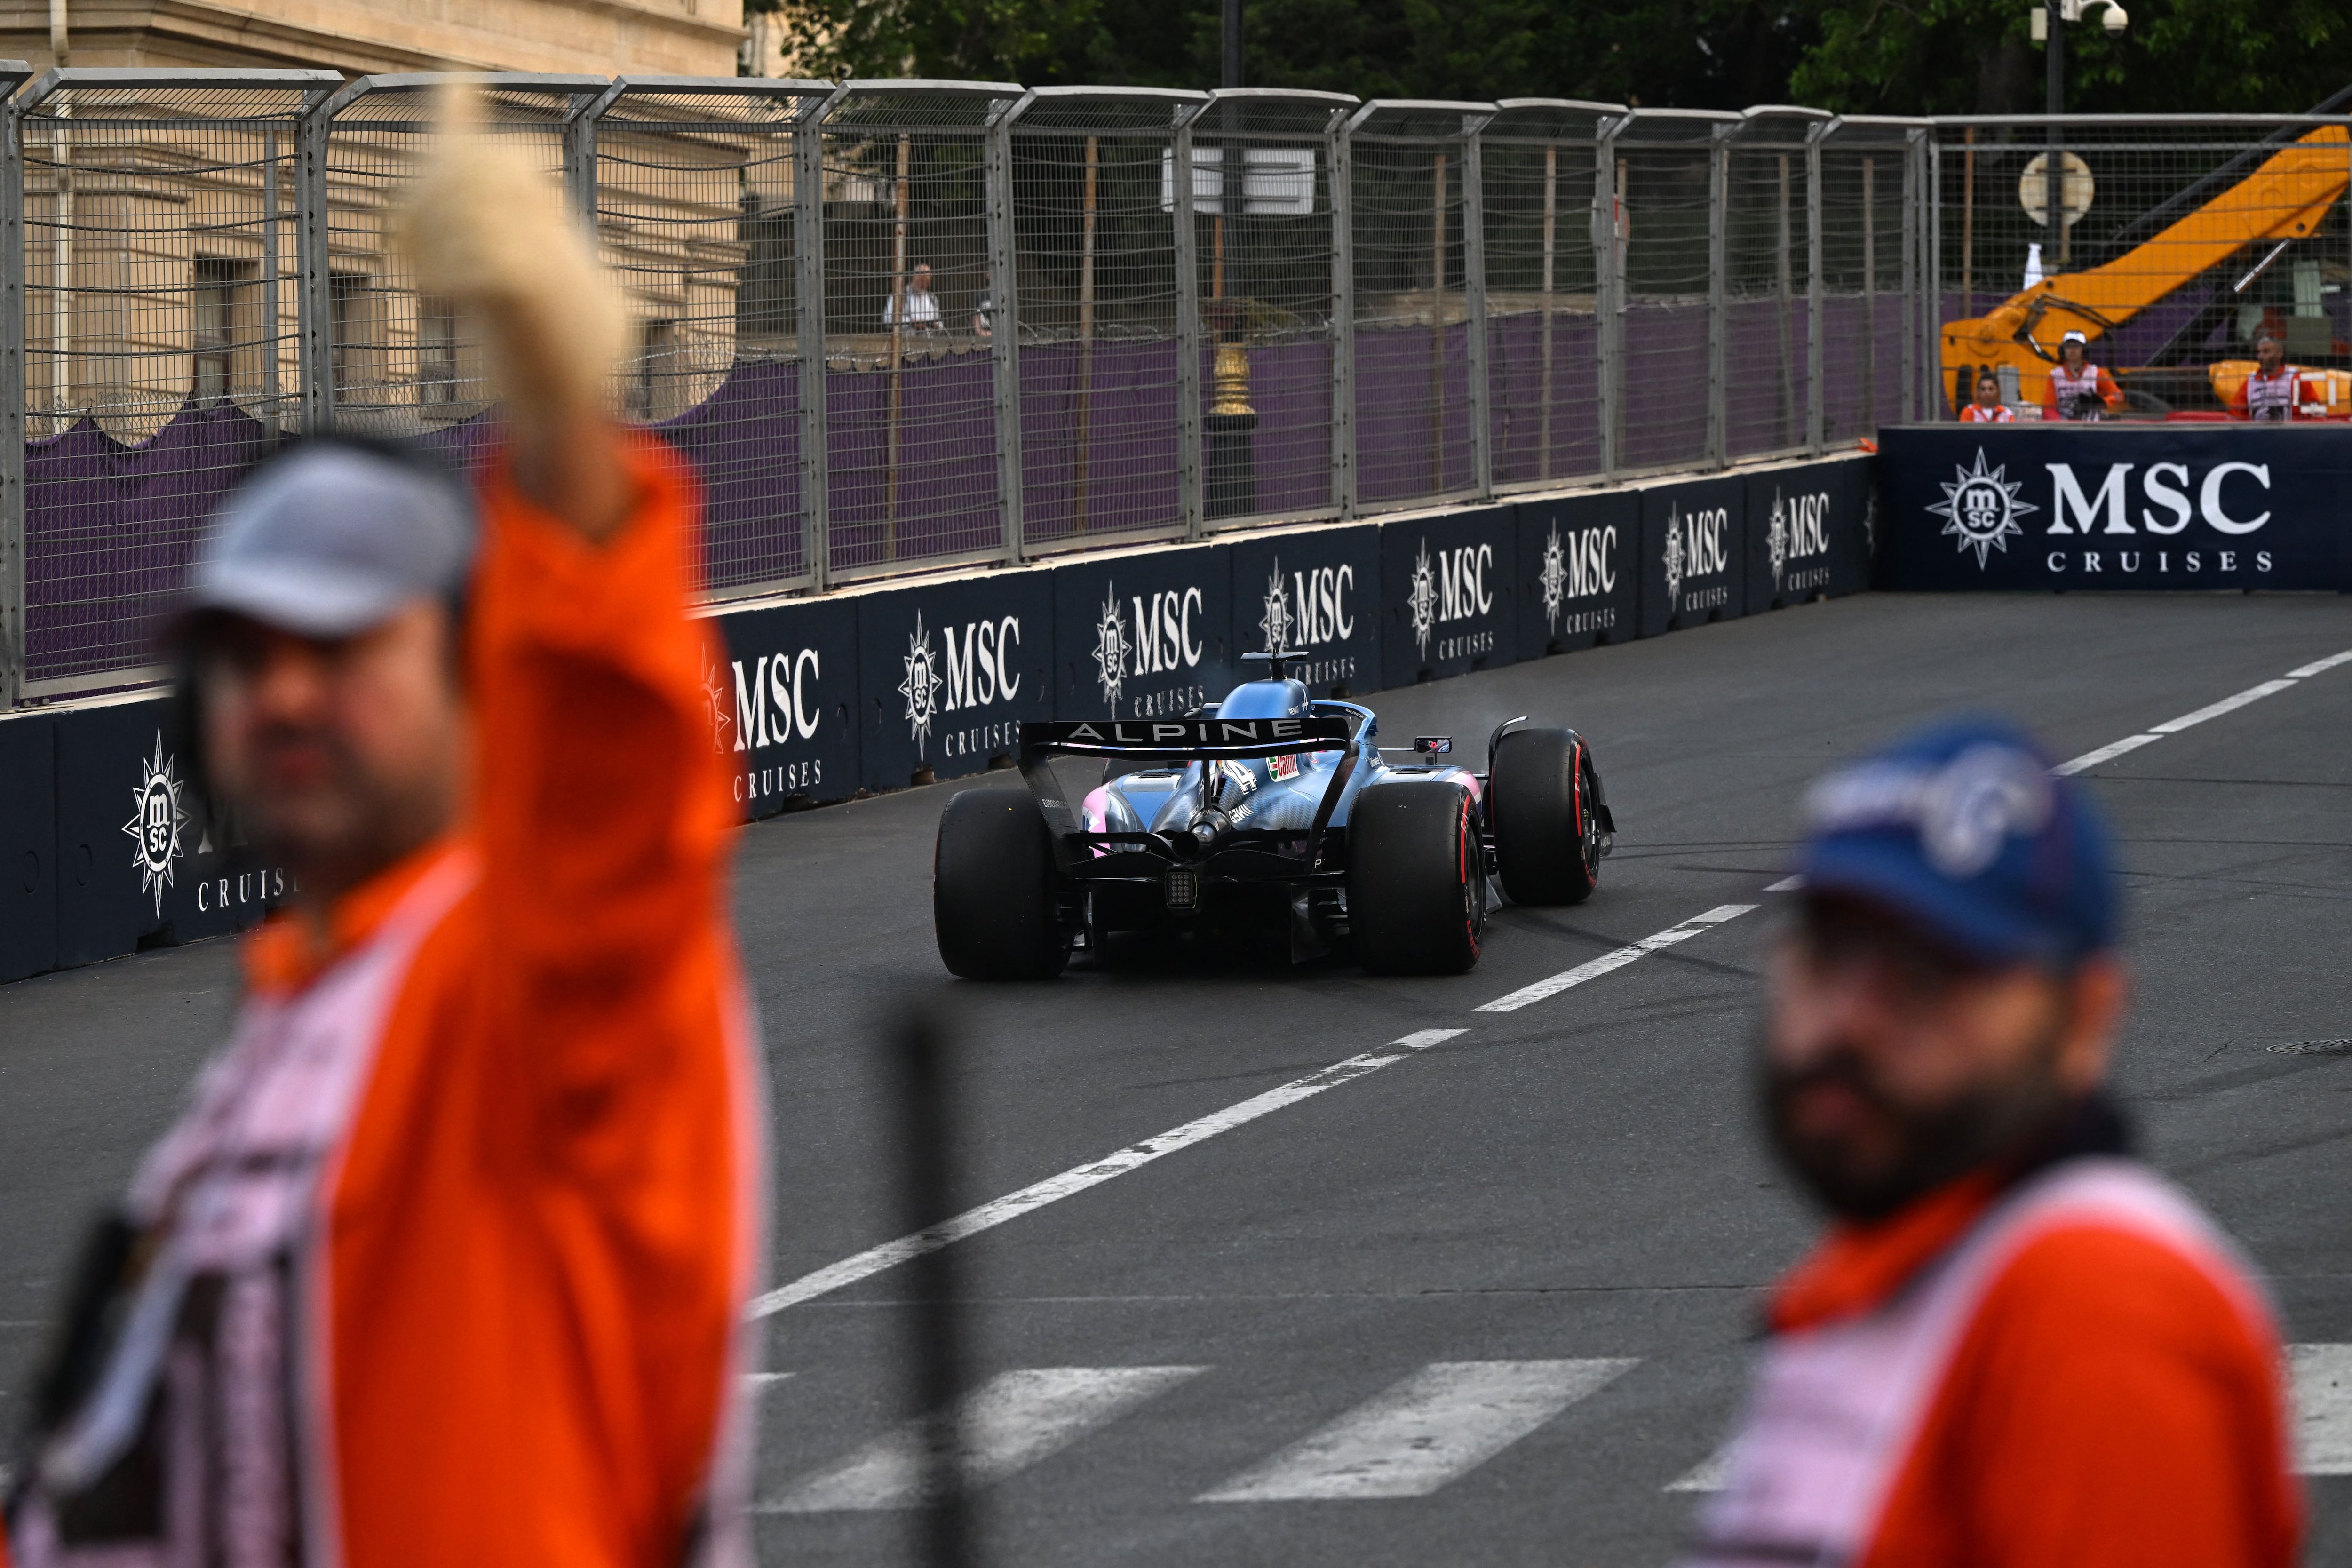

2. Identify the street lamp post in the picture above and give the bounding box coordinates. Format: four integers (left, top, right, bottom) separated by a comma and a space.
2032, 0, 2127, 265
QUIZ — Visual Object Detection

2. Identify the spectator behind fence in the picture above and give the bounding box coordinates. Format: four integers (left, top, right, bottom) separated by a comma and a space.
2230, 331, 2305, 422
2042, 328, 2124, 421
1683, 718, 2300, 1568
3, 83, 762, 1568
884, 261, 943, 332
1959, 370, 2014, 423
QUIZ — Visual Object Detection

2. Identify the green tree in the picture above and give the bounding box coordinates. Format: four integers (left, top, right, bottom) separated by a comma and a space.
1792, 0, 2352, 114
769, 0, 2352, 116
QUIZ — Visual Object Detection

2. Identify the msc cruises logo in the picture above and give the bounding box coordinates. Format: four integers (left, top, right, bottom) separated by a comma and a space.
1539, 525, 1568, 629
899, 612, 945, 756
1767, 493, 1788, 588
702, 648, 734, 753
1259, 563, 1292, 653
1928, 449, 2037, 568
1093, 586, 1132, 706
1406, 541, 1439, 656
122, 730, 190, 917
1662, 511, 1685, 607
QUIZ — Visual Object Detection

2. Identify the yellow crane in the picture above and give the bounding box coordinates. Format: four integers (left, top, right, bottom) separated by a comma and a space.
1941, 123, 2351, 416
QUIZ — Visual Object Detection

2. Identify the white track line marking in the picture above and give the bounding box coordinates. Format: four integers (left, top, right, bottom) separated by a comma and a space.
750, 1030, 1466, 1317
763, 1366, 1203, 1512
1199, 1359, 1637, 1502
1764, 875, 1804, 893
2148, 678, 2299, 734
2057, 652, 2351, 775
2051, 734, 2161, 776
1663, 1441, 1734, 1493
1475, 905, 1757, 1014
2291, 1343, 2352, 1475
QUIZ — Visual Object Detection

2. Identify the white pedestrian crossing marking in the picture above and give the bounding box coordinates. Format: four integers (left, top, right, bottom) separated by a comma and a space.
2291, 1343, 2352, 1475
1664, 1442, 1734, 1493
762, 1366, 1203, 1512
1199, 1359, 1637, 1502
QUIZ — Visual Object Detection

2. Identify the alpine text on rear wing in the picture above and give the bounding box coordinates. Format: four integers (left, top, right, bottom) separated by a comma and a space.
1019, 716, 1355, 761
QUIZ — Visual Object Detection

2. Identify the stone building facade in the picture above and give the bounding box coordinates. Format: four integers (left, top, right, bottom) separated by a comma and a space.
1, 0, 764, 441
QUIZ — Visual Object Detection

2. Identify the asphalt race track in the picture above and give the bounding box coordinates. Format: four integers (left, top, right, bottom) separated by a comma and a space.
5, 589, 2352, 1565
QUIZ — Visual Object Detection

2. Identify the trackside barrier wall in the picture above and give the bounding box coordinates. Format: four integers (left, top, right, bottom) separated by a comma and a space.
1878, 425, 2352, 592
0, 452, 1873, 983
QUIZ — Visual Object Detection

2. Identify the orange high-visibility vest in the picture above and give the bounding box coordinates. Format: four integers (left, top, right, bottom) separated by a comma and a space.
1686, 1158, 2300, 1568
7, 435, 763, 1568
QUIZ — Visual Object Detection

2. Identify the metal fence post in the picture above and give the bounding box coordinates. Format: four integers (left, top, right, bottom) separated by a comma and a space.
562, 95, 598, 224
0, 69, 26, 708
1805, 120, 1827, 456
1173, 102, 1204, 540
1901, 127, 1921, 423
1462, 112, 1492, 499
1706, 125, 1728, 470
1330, 106, 1356, 518
985, 93, 1025, 564
795, 107, 830, 589
1921, 134, 1932, 420
1594, 116, 1623, 481
298, 88, 342, 434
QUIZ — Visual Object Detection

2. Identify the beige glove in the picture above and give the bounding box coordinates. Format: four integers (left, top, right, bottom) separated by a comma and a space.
391, 80, 627, 449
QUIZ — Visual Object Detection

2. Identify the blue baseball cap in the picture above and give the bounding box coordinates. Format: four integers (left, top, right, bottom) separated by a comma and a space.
182, 441, 476, 640
1796, 717, 2116, 966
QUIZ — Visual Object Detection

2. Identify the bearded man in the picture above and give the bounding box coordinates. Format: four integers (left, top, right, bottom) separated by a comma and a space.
1685, 719, 2300, 1568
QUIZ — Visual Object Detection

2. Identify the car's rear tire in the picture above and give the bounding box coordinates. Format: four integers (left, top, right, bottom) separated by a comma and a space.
1349, 780, 1486, 975
934, 789, 1070, 979
1490, 727, 1601, 905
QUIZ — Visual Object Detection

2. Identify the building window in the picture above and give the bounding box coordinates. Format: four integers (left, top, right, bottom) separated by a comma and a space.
193, 256, 253, 403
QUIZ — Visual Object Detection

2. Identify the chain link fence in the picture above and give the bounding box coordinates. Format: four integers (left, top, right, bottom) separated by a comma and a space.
1930, 116, 2352, 421
0, 66, 1952, 703
1482, 100, 1609, 489
1194, 88, 1353, 529
1009, 86, 1204, 551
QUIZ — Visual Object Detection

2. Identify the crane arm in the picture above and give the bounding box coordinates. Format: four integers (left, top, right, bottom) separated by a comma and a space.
1942, 125, 2351, 408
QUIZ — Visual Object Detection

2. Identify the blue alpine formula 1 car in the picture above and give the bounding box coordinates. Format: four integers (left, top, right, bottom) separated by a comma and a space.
932, 651, 1614, 978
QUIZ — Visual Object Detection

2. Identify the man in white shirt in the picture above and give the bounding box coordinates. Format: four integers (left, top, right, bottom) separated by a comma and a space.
883, 262, 943, 333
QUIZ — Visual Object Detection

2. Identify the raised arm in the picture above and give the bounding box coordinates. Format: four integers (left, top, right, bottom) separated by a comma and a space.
391, 86, 738, 1135
395, 84, 634, 542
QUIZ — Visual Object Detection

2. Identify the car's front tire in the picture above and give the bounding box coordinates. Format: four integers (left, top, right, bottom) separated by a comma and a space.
1489, 727, 1601, 905
934, 789, 1071, 979
1348, 780, 1486, 975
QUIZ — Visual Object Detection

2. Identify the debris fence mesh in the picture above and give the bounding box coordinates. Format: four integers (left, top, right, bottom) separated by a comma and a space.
6, 70, 2042, 700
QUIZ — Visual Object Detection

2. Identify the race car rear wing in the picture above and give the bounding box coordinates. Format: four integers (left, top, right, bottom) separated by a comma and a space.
1017, 713, 1354, 764
1015, 712, 1364, 869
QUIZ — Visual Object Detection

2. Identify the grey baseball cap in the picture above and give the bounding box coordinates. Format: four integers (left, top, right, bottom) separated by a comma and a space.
182, 442, 476, 640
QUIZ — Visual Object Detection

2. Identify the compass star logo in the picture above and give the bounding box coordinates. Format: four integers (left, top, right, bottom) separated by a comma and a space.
898, 613, 943, 756
1406, 540, 1438, 656
1259, 560, 1292, 653
701, 649, 734, 754
121, 730, 190, 918
1538, 523, 1568, 631
1092, 585, 1131, 706
1662, 505, 1686, 609
1767, 489, 1789, 589
1927, 448, 2037, 569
